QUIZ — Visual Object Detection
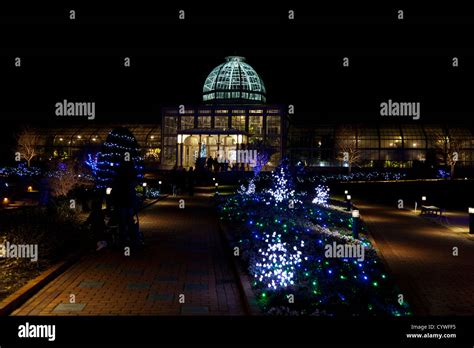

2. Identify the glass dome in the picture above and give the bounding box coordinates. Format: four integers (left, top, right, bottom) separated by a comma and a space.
203, 56, 266, 103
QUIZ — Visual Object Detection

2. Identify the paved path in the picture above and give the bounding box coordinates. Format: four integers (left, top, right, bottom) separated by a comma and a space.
357, 201, 474, 315
12, 194, 245, 316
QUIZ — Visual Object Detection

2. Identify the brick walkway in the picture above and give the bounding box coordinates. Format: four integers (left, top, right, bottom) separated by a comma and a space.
12, 194, 245, 316
357, 201, 474, 315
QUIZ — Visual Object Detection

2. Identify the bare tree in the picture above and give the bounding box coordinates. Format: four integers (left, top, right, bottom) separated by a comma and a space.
433, 130, 465, 179
335, 126, 360, 174
48, 161, 83, 198
17, 126, 39, 167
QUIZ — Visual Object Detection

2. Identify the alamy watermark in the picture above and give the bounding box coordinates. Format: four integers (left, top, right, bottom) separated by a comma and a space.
55, 99, 95, 120
216, 149, 258, 165
0, 241, 38, 262
324, 241, 365, 261
18, 322, 55, 341
380, 99, 420, 120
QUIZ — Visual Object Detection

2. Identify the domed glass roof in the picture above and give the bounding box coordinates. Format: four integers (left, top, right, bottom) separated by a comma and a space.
203, 56, 266, 103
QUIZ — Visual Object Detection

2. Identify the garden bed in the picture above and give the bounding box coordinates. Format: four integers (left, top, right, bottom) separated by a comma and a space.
217, 165, 412, 316
0, 202, 91, 303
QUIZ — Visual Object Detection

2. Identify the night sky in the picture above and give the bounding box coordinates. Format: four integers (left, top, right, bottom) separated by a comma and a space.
1, 2, 474, 133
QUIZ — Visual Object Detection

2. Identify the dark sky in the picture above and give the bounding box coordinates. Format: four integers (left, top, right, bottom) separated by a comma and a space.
1, 1, 474, 131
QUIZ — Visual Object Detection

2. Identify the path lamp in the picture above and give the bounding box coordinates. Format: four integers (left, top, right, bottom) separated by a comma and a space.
469, 208, 474, 234
215, 182, 219, 195
105, 187, 112, 212
346, 194, 352, 211
352, 209, 360, 239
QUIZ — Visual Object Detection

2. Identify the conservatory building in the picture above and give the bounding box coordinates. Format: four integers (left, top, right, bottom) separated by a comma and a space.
160, 56, 286, 169
21, 55, 474, 171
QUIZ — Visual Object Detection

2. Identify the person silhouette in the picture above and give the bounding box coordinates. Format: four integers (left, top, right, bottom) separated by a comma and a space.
85, 196, 107, 251
187, 167, 195, 196
111, 161, 142, 248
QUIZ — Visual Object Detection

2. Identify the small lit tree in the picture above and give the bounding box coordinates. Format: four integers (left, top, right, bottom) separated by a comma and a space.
336, 126, 360, 174
434, 130, 465, 179
48, 161, 82, 198
248, 139, 274, 175
95, 127, 143, 189
17, 126, 39, 167
312, 185, 330, 207
266, 160, 297, 205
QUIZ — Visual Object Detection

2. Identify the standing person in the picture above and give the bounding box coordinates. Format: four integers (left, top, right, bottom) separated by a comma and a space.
187, 167, 195, 196
171, 165, 177, 197
179, 167, 187, 195
85, 196, 107, 251
111, 161, 142, 248
78, 185, 90, 212
206, 156, 213, 171
213, 156, 219, 173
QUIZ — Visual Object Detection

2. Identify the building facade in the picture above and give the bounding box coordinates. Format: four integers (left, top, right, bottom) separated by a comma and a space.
160, 56, 286, 169
289, 123, 474, 168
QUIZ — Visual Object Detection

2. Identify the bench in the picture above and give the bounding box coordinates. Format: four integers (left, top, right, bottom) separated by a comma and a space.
420, 206, 449, 223
420, 205, 441, 215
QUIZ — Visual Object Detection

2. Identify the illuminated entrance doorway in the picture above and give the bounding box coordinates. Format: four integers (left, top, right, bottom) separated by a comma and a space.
183, 135, 199, 168
177, 130, 248, 169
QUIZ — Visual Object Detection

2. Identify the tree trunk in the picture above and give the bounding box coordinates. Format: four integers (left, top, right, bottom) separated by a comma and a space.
450, 164, 455, 179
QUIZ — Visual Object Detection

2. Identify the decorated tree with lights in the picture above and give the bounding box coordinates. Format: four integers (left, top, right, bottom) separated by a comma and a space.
265, 160, 299, 206
312, 185, 330, 207
238, 178, 256, 196
47, 160, 84, 198
252, 232, 305, 290
95, 127, 143, 189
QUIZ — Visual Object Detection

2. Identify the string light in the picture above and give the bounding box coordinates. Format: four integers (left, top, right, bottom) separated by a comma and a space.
95, 128, 144, 189
238, 178, 256, 196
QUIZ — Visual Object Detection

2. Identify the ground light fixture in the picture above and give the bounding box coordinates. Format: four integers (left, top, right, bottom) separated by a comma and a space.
346, 195, 352, 211
352, 209, 360, 239
142, 182, 147, 187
